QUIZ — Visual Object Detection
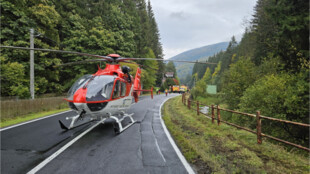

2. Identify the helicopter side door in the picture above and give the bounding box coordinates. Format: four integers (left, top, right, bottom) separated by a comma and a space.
112, 80, 120, 99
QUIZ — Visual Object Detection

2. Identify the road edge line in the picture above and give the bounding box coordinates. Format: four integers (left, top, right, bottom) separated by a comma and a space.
0, 110, 72, 132
159, 96, 195, 174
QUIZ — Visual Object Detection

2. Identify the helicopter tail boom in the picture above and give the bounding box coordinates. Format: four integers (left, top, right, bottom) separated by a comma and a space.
133, 87, 153, 102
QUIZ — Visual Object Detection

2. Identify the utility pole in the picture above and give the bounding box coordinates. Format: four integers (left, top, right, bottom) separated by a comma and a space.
30, 28, 34, 99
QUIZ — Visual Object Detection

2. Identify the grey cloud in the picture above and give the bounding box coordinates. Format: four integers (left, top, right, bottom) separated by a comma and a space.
170, 11, 188, 20
150, 0, 258, 58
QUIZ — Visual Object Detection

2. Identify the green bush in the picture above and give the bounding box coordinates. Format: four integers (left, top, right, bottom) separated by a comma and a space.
221, 57, 257, 109
238, 70, 309, 147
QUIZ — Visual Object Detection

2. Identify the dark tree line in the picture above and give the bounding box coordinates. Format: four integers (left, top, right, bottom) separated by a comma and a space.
1, 0, 164, 97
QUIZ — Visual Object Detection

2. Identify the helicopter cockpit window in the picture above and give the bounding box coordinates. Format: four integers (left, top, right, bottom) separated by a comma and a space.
67, 74, 92, 100
121, 82, 126, 97
86, 75, 115, 101
113, 80, 120, 99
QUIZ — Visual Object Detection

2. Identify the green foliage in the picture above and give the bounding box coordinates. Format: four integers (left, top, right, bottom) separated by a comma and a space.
29, 4, 60, 38
238, 71, 309, 146
161, 61, 180, 90
252, 0, 309, 69
1, 0, 163, 98
210, 61, 221, 85
165, 61, 177, 76
140, 48, 158, 89
162, 78, 175, 90
221, 57, 257, 109
191, 68, 211, 99
1, 57, 29, 98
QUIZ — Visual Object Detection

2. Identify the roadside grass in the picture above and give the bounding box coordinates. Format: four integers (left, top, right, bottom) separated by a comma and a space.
1, 96, 68, 121
0, 108, 70, 128
162, 96, 309, 174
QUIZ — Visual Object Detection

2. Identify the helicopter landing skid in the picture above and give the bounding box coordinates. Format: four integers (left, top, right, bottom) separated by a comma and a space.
110, 113, 136, 134
59, 114, 94, 130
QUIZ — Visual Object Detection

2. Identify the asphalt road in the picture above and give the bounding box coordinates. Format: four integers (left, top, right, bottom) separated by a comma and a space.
1, 94, 189, 174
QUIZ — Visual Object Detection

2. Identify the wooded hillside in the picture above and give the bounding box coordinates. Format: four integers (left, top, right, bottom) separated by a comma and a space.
1, 0, 164, 98
169, 42, 229, 81
189, 0, 309, 147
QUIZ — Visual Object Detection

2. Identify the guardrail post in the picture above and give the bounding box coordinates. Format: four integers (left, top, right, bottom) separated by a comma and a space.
211, 105, 215, 124
217, 105, 221, 126
197, 101, 199, 115
256, 111, 262, 144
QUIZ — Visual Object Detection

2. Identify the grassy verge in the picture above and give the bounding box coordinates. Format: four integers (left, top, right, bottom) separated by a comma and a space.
0, 108, 70, 128
162, 96, 309, 174
1, 97, 68, 121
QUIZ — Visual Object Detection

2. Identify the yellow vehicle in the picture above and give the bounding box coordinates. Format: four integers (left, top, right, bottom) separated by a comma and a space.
172, 85, 180, 93
179, 85, 188, 93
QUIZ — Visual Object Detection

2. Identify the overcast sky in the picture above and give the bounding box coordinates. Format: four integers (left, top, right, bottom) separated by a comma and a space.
150, 0, 258, 59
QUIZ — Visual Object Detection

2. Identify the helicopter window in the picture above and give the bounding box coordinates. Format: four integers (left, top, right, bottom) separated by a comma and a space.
67, 74, 92, 100
121, 82, 126, 96
113, 80, 120, 99
86, 75, 115, 101
101, 81, 114, 99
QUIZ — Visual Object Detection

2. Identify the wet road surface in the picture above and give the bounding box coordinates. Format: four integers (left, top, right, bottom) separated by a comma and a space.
1, 94, 190, 174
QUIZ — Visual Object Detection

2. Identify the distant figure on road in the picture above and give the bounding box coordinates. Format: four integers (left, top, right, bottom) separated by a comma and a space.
165, 89, 168, 96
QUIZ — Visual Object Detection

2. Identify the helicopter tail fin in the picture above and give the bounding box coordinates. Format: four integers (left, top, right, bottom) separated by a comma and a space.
133, 67, 153, 102
133, 67, 142, 94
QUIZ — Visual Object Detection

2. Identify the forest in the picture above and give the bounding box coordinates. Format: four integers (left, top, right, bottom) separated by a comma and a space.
1, 0, 165, 98
1, 0, 308, 147
188, 0, 309, 147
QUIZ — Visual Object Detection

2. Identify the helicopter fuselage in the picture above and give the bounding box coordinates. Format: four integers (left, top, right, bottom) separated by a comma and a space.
65, 64, 137, 120
70, 85, 134, 120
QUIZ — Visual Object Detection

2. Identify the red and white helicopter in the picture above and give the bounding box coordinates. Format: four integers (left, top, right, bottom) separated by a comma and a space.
1, 46, 216, 134
61, 53, 152, 133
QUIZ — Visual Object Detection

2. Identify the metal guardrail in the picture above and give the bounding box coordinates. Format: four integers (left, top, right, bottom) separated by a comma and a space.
181, 93, 310, 152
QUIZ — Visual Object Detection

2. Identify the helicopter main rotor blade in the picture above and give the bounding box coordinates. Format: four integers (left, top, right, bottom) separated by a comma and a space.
55, 59, 107, 67
120, 57, 217, 65
121, 61, 158, 71
1, 45, 217, 65
0, 45, 114, 62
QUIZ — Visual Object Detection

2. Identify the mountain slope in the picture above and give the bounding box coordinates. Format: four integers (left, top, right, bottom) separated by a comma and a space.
168, 42, 229, 79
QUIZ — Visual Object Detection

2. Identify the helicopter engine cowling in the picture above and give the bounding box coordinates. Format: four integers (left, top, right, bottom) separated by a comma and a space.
122, 66, 130, 74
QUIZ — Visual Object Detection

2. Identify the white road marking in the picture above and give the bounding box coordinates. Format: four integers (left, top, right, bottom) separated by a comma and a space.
154, 132, 167, 163
13, 95, 192, 173
159, 96, 195, 174
0, 110, 73, 132
27, 118, 106, 174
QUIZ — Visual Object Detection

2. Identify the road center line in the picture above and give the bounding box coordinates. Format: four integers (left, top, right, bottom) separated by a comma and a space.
27, 118, 106, 174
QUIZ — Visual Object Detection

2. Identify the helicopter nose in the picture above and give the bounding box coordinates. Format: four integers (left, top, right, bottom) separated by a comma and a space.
73, 87, 87, 103
74, 103, 87, 112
